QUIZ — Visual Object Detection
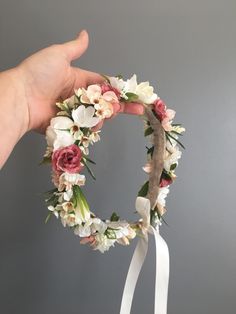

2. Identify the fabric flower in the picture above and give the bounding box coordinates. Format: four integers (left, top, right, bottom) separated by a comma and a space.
74, 218, 107, 237
153, 99, 176, 131
72, 105, 101, 128
101, 83, 121, 99
46, 116, 74, 150
157, 186, 170, 208
109, 74, 158, 104
93, 234, 116, 253
52, 144, 83, 174
164, 146, 182, 172
160, 177, 172, 187
95, 99, 114, 118
57, 172, 86, 191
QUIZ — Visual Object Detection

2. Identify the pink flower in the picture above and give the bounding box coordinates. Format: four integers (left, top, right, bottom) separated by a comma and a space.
154, 99, 167, 120
160, 177, 172, 187
101, 83, 121, 99
52, 144, 83, 174
153, 99, 176, 131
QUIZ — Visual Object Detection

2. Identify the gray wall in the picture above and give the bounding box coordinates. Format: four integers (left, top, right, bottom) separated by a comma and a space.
0, 0, 236, 313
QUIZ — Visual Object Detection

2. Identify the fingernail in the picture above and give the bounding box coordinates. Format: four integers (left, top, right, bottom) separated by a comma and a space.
79, 29, 87, 38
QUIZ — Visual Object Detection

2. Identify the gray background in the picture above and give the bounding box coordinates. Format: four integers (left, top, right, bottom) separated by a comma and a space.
0, 0, 236, 313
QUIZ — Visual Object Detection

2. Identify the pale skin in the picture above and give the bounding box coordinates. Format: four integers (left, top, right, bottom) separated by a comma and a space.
0, 30, 144, 169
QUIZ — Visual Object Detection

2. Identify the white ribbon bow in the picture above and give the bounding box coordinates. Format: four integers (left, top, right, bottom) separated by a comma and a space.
120, 197, 170, 314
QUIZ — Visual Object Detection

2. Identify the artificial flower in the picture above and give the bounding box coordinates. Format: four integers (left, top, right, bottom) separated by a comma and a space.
164, 146, 182, 172
57, 172, 86, 191
52, 144, 83, 174
93, 233, 116, 253
94, 99, 114, 119
46, 116, 74, 150
72, 105, 101, 128
157, 186, 170, 207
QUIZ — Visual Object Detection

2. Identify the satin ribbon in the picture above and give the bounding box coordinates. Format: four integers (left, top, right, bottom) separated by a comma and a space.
120, 197, 169, 314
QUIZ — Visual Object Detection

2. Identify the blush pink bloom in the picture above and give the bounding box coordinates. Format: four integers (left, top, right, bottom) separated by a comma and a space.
52, 144, 83, 174
101, 83, 121, 99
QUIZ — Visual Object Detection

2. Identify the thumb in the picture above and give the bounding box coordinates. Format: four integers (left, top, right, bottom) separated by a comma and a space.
62, 30, 89, 61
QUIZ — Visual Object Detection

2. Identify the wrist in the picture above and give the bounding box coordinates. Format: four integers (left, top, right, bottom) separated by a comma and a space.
1, 67, 30, 138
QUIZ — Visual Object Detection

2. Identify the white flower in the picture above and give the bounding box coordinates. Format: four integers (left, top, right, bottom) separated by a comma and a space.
74, 218, 107, 237
46, 116, 74, 150
94, 233, 116, 253
157, 187, 170, 207
63, 189, 73, 201
164, 146, 182, 171
72, 105, 101, 128
136, 81, 158, 104
109, 74, 158, 104
58, 172, 86, 191
106, 221, 129, 238
109, 76, 126, 92
48, 205, 59, 218
89, 132, 100, 143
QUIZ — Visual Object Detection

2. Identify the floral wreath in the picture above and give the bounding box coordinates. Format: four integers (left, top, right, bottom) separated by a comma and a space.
42, 74, 185, 253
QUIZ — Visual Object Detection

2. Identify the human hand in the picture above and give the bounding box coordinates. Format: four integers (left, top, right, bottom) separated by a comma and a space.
15, 30, 144, 134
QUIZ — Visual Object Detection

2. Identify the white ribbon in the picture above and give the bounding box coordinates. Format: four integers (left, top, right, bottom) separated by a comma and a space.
120, 197, 169, 314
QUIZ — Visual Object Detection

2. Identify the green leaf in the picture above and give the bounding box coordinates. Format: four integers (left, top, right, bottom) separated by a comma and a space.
105, 228, 117, 239
100, 73, 111, 83
72, 185, 90, 220
115, 74, 123, 79
82, 156, 96, 165
138, 181, 149, 197
39, 155, 51, 165
144, 127, 154, 137
45, 193, 59, 207
83, 160, 96, 180
170, 163, 177, 171
166, 132, 185, 149
45, 213, 52, 224
124, 92, 139, 102
146, 146, 154, 157
110, 212, 120, 222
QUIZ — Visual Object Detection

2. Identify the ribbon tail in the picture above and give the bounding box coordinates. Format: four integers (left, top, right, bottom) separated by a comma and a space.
120, 235, 148, 314
152, 226, 170, 314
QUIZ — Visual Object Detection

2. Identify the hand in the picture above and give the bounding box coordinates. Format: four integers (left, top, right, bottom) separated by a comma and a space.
16, 30, 144, 134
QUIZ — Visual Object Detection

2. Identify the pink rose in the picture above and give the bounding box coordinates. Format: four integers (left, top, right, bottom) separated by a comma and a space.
52, 144, 83, 174
153, 99, 167, 121
101, 83, 121, 99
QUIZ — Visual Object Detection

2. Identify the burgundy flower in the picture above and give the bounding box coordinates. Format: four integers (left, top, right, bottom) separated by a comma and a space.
52, 144, 83, 174
153, 99, 167, 121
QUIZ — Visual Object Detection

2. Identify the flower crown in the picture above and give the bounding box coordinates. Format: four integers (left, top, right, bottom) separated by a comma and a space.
42, 74, 185, 253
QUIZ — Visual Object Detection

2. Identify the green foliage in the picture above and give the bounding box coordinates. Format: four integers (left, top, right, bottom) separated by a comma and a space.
83, 160, 96, 180
110, 212, 120, 222
39, 155, 51, 165
124, 92, 139, 102
144, 127, 154, 137
138, 181, 149, 197
72, 185, 90, 220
